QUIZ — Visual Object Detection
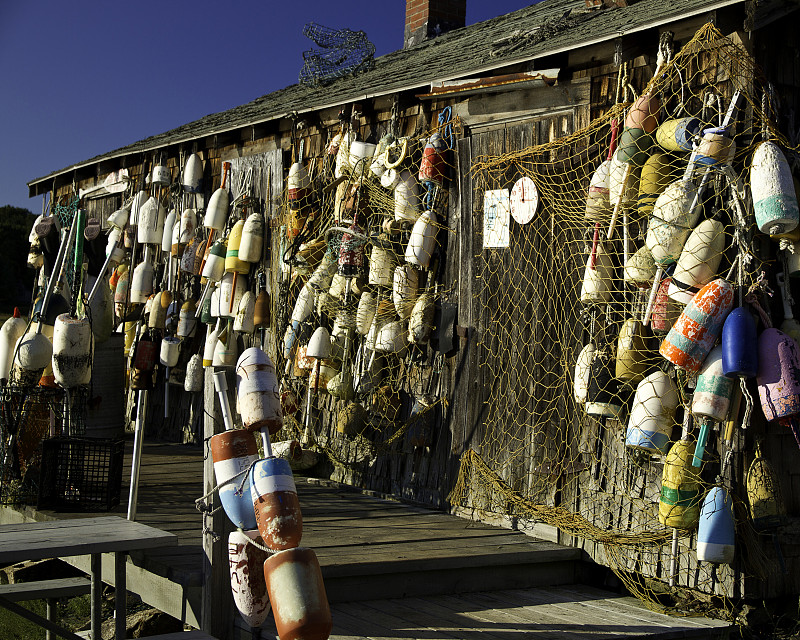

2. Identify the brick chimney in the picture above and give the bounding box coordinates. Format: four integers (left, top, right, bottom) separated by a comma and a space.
405, 0, 466, 48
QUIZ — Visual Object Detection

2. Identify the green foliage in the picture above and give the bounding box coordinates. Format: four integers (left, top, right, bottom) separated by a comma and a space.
0, 205, 36, 316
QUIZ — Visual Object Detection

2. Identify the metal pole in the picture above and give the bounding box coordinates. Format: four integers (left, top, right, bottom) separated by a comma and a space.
126, 390, 147, 521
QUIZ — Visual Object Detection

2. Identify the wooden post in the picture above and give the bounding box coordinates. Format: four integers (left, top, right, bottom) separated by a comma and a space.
201, 367, 235, 640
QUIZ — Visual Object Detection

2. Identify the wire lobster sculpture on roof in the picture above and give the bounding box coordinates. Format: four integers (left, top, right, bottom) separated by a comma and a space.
299, 23, 375, 87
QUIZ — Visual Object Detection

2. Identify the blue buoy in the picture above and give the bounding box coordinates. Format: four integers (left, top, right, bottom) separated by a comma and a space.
721, 307, 758, 378
697, 486, 735, 564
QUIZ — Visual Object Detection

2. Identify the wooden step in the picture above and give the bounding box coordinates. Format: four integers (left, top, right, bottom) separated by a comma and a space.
260, 584, 732, 640
0, 576, 91, 602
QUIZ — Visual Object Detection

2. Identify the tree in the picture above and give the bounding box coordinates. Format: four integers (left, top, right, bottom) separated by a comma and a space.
0, 205, 36, 315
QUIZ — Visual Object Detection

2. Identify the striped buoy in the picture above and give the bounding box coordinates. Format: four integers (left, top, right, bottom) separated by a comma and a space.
182, 153, 203, 193
721, 307, 758, 378
757, 328, 800, 421
667, 219, 725, 304
585, 159, 611, 223
202, 240, 227, 283
250, 456, 302, 550
573, 343, 595, 405
52, 315, 93, 388
225, 221, 251, 275
692, 345, 734, 422
263, 548, 332, 640
212, 331, 238, 369
419, 132, 447, 186
210, 429, 259, 530
615, 318, 650, 383
287, 162, 311, 209
617, 93, 659, 166
660, 278, 734, 372
0, 309, 26, 382
751, 141, 800, 234
697, 486, 735, 564
651, 277, 681, 333
228, 529, 271, 628
236, 348, 283, 434
696, 127, 735, 167
659, 439, 702, 528
203, 323, 221, 368
646, 179, 703, 266
239, 213, 264, 263
656, 117, 700, 153
219, 272, 247, 319
637, 153, 680, 218
626, 369, 679, 453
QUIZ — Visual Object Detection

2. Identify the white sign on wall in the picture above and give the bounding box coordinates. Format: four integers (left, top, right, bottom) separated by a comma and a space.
483, 189, 510, 249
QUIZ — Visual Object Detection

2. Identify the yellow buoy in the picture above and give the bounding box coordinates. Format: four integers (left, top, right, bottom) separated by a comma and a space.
659, 438, 702, 529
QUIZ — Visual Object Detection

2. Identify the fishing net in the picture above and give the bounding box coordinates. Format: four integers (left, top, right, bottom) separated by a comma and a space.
444, 22, 800, 617
299, 23, 375, 87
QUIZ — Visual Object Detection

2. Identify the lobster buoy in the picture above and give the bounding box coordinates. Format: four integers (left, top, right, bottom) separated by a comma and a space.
609, 155, 640, 209
287, 162, 311, 209
161, 209, 177, 253
405, 210, 437, 269
0, 309, 27, 382
228, 529, 271, 628
656, 117, 701, 153
651, 277, 681, 333
693, 345, 734, 422
239, 213, 264, 263
419, 132, 447, 186
148, 291, 172, 330
225, 221, 251, 275
375, 320, 406, 355
107, 204, 130, 230
254, 290, 271, 329
637, 153, 680, 218
585, 159, 611, 223
624, 245, 657, 289
646, 179, 703, 266
52, 315, 93, 388
394, 170, 420, 223
184, 353, 204, 393
236, 348, 282, 434
130, 332, 157, 390
667, 219, 725, 304
234, 292, 255, 334
210, 429, 259, 530
409, 292, 434, 345
129, 190, 149, 227
160, 336, 181, 368
356, 291, 377, 336
130, 253, 154, 304
579, 242, 614, 304
205, 164, 230, 230
137, 197, 166, 245
573, 343, 595, 405
202, 240, 227, 283
756, 328, 800, 421
585, 350, 625, 419
219, 272, 247, 319
213, 331, 238, 369
658, 439, 702, 528
203, 323, 221, 368
751, 141, 799, 235
696, 126, 735, 167
106, 227, 126, 264
626, 369, 679, 453
338, 221, 365, 281
660, 278, 734, 372
697, 486, 735, 564
263, 548, 332, 640
393, 265, 419, 320
178, 300, 197, 338
747, 441, 786, 530
721, 307, 758, 378
615, 318, 650, 383
291, 283, 315, 325
182, 153, 203, 193
250, 456, 302, 550
617, 93, 659, 166
179, 208, 196, 247
368, 244, 397, 288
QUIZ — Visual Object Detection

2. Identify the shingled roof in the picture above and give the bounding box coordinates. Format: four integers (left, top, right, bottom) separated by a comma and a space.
29, 0, 745, 189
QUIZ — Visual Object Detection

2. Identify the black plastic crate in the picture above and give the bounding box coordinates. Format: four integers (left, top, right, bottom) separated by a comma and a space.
38, 437, 125, 511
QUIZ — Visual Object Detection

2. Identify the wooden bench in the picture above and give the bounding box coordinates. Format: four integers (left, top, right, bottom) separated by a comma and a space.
0, 577, 92, 640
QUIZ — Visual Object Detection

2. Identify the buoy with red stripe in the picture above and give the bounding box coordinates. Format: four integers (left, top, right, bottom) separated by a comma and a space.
667, 218, 725, 304
626, 369, 679, 453
236, 348, 283, 435
418, 132, 447, 187
210, 371, 259, 530
228, 529, 271, 628
250, 455, 302, 550
0, 309, 26, 382
697, 486, 735, 564
660, 278, 734, 372
263, 547, 332, 640
651, 276, 681, 333
751, 141, 799, 235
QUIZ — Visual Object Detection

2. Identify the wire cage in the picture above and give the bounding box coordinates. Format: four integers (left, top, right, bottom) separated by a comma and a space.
299, 23, 375, 87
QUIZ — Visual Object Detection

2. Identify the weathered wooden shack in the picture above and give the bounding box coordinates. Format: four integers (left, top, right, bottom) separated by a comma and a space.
24, 0, 800, 620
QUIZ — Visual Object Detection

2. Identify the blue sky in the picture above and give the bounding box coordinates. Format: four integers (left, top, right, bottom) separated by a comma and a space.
0, 1, 532, 212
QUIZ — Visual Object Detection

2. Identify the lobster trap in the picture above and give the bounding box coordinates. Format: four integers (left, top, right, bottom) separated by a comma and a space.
299, 22, 375, 87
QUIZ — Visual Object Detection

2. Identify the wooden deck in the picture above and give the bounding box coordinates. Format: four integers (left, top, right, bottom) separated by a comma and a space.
0, 440, 733, 639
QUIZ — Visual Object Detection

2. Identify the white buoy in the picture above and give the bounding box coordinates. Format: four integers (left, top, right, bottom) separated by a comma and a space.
646, 179, 703, 266
236, 347, 283, 434
751, 141, 800, 234
394, 170, 420, 222
375, 320, 406, 354
106, 227, 126, 264
234, 291, 255, 334
205, 164, 230, 230
203, 322, 221, 368
178, 301, 197, 338
393, 265, 419, 320
152, 163, 171, 186
213, 329, 238, 369
183, 153, 203, 193
356, 291, 377, 335
409, 293, 434, 345
238, 212, 264, 263
626, 369, 679, 453
405, 210, 437, 269
161, 209, 177, 253
129, 190, 149, 227
52, 314, 93, 388
668, 219, 725, 304
184, 353, 204, 392
368, 245, 397, 288
228, 529, 271, 629
291, 283, 315, 324
130, 250, 154, 303
0, 310, 26, 381
179, 208, 196, 245
287, 162, 312, 207
218, 272, 247, 319
692, 345, 734, 422
573, 343, 595, 404
585, 159, 611, 223
580, 242, 614, 304
137, 197, 166, 245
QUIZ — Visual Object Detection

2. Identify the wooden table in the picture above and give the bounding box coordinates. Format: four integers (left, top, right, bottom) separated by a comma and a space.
0, 516, 178, 640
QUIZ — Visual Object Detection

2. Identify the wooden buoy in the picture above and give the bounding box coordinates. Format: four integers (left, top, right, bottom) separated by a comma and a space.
52, 314, 93, 388
659, 439, 702, 528
667, 219, 725, 304
624, 245, 656, 289
0, 309, 26, 382
263, 548, 332, 640
356, 291, 377, 336
660, 278, 734, 372
615, 318, 650, 383
254, 290, 271, 330
148, 291, 172, 330
697, 486, 735, 564
178, 300, 197, 338
696, 126, 735, 167
405, 210, 437, 269
236, 348, 283, 434
656, 117, 700, 153
409, 292, 435, 345
757, 328, 800, 421
202, 240, 227, 284
573, 343, 595, 405
228, 529, 271, 628
721, 307, 758, 378
239, 212, 264, 263
368, 244, 397, 288
182, 153, 203, 193
693, 345, 734, 422
751, 141, 799, 234
651, 276, 681, 333
747, 441, 786, 530
250, 456, 302, 550
393, 264, 419, 320
184, 353, 204, 392
626, 369, 679, 453
210, 428, 260, 530
336, 401, 368, 436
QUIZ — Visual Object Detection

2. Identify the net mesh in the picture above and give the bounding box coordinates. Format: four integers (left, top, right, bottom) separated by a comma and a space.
443, 23, 799, 616
299, 23, 376, 87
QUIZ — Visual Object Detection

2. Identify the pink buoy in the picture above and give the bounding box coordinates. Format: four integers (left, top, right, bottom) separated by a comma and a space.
660, 278, 734, 372
757, 328, 800, 423
228, 529, 271, 628
264, 548, 332, 640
